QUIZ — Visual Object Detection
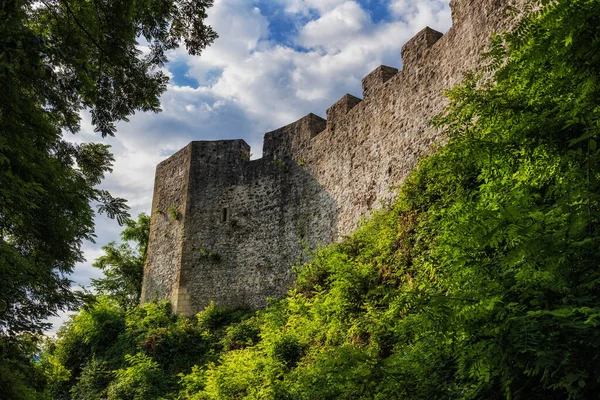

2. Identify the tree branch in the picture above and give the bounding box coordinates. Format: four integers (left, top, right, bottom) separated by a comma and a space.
57, 0, 108, 60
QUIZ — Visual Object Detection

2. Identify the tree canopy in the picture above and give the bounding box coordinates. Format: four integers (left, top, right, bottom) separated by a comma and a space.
0, 0, 217, 335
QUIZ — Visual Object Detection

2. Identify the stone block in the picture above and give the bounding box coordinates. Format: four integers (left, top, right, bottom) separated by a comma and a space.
362, 65, 399, 99
401, 27, 443, 70
326, 94, 362, 132
263, 113, 326, 160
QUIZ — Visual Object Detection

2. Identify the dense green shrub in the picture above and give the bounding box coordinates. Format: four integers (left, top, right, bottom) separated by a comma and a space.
221, 317, 261, 351
271, 334, 305, 368
105, 354, 165, 400
44, 299, 254, 399
0, 335, 50, 400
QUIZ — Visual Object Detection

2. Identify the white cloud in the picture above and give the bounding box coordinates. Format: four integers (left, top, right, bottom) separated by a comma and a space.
182, 0, 450, 130
182, 0, 270, 85
298, 1, 371, 52
277, 0, 347, 15
389, 0, 452, 29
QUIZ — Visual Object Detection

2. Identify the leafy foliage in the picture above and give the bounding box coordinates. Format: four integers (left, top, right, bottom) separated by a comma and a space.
106, 353, 165, 400
0, 0, 217, 336
168, 206, 181, 221
0, 335, 51, 400
43, 299, 254, 399
176, 0, 600, 398
92, 213, 150, 309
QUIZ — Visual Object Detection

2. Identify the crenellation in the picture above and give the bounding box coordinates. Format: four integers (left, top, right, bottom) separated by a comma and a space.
362, 65, 399, 99
189, 140, 250, 172
326, 94, 362, 132
401, 27, 444, 71
263, 113, 326, 161
142, 0, 527, 315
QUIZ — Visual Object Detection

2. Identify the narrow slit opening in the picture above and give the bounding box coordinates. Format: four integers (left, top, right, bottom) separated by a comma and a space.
221, 207, 229, 223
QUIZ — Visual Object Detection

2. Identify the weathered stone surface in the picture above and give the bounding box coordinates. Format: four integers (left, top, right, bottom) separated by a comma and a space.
141, 138, 337, 314
326, 94, 362, 133
263, 113, 326, 161
362, 65, 398, 99
401, 27, 444, 71
142, 0, 527, 316
141, 145, 191, 305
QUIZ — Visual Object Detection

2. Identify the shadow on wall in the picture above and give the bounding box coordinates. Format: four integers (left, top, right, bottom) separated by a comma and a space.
142, 138, 339, 316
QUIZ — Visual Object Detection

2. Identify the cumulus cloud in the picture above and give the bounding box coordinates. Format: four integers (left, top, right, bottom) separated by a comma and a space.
298, 1, 371, 52
176, 0, 452, 133
389, 0, 452, 28
183, 0, 270, 84
276, 0, 347, 15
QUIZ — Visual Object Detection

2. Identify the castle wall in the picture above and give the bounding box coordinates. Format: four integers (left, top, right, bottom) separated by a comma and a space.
273, 0, 523, 237
180, 156, 337, 311
142, 0, 526, 315
144, 136, 338, 314
141, 145, 192, 304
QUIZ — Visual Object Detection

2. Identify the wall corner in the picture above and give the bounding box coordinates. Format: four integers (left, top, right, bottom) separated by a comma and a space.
263, 113, 326, 160
141, 144, 193, 308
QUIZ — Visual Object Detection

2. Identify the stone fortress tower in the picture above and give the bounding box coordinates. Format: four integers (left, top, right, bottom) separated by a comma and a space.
141, 0, 525, 316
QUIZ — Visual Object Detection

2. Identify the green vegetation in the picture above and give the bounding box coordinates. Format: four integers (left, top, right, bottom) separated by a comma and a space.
272, 158, 288, 172
175, 2, 600, 396
198, 248, 222, 262
168, 206, 181, 221
7, 0, 600, 398
43, 299, 256, 399
91, 213, 150, 310
0, 0, 216, 335
0, 0, 216, 394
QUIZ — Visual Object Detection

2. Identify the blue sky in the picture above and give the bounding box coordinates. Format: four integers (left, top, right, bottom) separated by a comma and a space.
48, 0, 453, 331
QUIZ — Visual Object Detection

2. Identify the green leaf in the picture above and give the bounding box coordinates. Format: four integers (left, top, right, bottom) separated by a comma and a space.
565, 34, 573, 47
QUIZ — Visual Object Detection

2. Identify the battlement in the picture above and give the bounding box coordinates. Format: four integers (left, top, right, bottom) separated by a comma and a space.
142, 0, 526, 315
263, 113, 325, 161
187, 140, 251, 164
362, 65, 398, 99
401, 27, 444, 70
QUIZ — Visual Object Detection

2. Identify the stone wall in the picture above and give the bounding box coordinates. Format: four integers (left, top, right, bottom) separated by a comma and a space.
141, 145, 191, 304
141, 137, 338, 312
142, 0, 526, 315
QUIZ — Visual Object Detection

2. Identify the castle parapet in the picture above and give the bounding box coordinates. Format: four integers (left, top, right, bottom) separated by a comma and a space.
263, 113, 326, 160
188, 140, 250, 183
326, 94, 362, 132
362, 65, 398, 99
401, 27, 443, 70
